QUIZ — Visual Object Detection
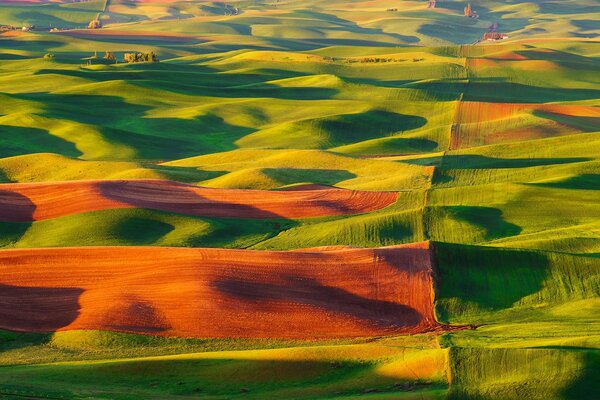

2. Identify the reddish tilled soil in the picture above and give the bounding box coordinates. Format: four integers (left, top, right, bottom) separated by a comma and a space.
0, 242, 443, 338
451, 101, 600, 149
0, 179, 398, 221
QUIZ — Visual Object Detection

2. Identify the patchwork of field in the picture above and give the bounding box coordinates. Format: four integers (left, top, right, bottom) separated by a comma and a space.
0, 0, 599, 399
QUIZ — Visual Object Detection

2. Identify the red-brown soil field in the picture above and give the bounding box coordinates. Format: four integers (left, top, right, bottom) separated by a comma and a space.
451, 102, 600, 149
0, 179, 399, 221
0, 242, 442, 338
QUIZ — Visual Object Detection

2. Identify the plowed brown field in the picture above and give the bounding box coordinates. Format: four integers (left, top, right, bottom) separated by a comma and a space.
451, 102, 600, 149
0, 180, 398, 221
0, 243, 442, 338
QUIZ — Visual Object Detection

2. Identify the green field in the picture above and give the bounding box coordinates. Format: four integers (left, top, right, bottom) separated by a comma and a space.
0, 0, 599, 399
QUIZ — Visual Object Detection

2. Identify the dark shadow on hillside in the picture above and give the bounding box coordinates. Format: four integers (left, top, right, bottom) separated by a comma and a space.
0, 330, 53, 357
302, 38, 401, 48
0, 125, 81, 158
214, 275, 422, 329
344, 78, 416, 88
105, 113, 255, 159
538, 2, 600, 15
197, 39, 317, 53
430, 166, 453, 184
0, 189, 36, 223
248, 8, 417, 45
517, 48, 596, 66
530, 174, 600, 190
16, 10, 93, 28
290, 8, 409, 38
532, 110, 600, 132
262, 168, 355, 186
433, 243, 550, 320
234, 110, 428, 150
0, 39, 64, 51
435, 155, 591, 169
400, 155, 443, 167
418, 23, 483, 45
571, 32, 599, 39
147, 165, 227, 184
141, 78, 338, 100
113, 216, 175, 246
572, 19, 600, 31
431, 1, 530, 33
186, 216, 297, 249
36, 64, 306, 89
101, 295, 171, 334
316, 110, 427, 146
562, 349, 600, 400
35, 68, 147, 82
464, 82, 600, 103
405, 80, 467, 101
15, 93, 256, 160
362, 137, 438, 155
0, 169, 11, 184
0, 284, 82, 332
0, 190, 35, 247
439, 206, 522, 241
97, 180, 285, 219
0, 53, 29, 60
447, 347, 596, 400
0, 220, 31, 248
57, 33, 198, 46
0, 357, 439, 398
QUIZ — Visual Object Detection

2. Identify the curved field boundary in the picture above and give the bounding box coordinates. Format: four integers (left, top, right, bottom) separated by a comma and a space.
0, 179, 399, 221
0, 242, 444, 338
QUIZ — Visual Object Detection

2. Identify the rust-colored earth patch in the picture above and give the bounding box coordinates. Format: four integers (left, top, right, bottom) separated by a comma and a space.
0, 179, 399, 221
0, 243, 443, 338
451, 102, 600, 149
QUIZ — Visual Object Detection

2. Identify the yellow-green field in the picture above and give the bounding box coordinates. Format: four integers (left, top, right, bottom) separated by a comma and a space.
0, 0, 598, 399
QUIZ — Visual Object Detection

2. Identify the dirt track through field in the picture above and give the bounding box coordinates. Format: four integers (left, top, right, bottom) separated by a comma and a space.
0, 179, 398, 221
0, 242, 444, 338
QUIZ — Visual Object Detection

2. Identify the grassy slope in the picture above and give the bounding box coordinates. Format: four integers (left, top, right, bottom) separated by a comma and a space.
0, 331, 448, 399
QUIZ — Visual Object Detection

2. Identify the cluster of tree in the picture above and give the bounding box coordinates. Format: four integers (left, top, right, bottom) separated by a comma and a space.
124, 52, 159, 63
352, 57, 401, 63
340, 57, 423, 64
43, 53, 55, 60
386, 8, 398, 12
224, 4, 240, 16
464, 3, 478, 18
88, 19, 102, 29
464, 3, 472, 16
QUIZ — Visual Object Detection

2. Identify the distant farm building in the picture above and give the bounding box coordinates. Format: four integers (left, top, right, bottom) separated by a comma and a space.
428, 0, 436, 9
483, 32, 508, 41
